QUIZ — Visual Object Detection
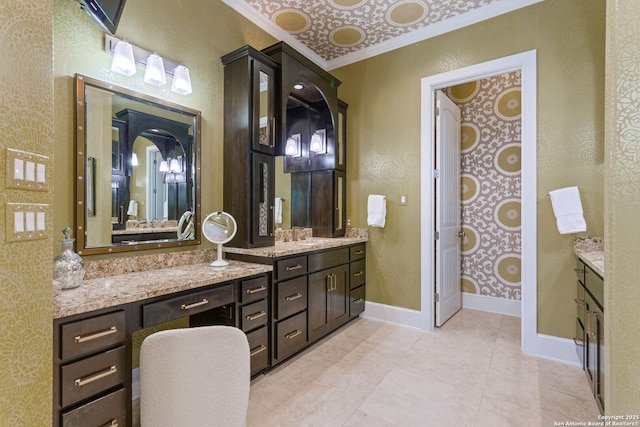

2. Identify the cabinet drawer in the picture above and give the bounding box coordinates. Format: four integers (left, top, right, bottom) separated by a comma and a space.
275, 276, 307, 320
241, 275, 269, 304
275, 311, 307, 361
241, 299, 269, 332
61, 346, 126, 408
584, 266, 604, 309
350, 259, 366, 289
60, 311, 126, 361
61, 387, 126, 427
308, 248, 349, 272
276, 255, 307, 281
246, 326, 269, 375
142, 284, 234, 328
350, 285, 366, 317
350, 244, 366, 261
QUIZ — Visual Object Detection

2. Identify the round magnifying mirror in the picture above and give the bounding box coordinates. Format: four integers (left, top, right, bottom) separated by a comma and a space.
202, 211, 237, 267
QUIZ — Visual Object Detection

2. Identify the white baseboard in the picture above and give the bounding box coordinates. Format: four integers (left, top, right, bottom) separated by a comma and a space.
535, 334, 581, 366
462, 293, 521, 317
362, 301, 424, 329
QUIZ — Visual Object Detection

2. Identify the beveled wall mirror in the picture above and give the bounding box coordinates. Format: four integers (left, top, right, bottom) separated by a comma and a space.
75, 74, 201, 255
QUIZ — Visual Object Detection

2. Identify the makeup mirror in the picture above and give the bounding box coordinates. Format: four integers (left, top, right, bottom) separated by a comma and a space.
202, 211, 237, 267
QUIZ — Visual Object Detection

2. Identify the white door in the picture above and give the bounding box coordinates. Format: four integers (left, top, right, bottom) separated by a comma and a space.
435, 90, 462, 327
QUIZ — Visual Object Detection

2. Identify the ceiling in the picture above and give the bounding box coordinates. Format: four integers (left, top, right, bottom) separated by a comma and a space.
221, 0, 543, 70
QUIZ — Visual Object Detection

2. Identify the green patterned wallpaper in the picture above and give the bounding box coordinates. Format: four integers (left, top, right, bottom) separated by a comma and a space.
0, 1, 54, 425
604, 0, 640, 412
332, 0, 606, 339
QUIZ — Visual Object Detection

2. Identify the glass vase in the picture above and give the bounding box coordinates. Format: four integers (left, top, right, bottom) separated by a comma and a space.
53, 227, 85, 290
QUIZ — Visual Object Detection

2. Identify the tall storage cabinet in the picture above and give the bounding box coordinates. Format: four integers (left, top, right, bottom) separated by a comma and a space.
222, 46, 279, 247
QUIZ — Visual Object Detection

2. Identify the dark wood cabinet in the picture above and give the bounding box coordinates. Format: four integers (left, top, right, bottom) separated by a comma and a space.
53, 272, 271, 426
308, 263, 349, 342
222, 46, 280, 247
575, 258, 604, 414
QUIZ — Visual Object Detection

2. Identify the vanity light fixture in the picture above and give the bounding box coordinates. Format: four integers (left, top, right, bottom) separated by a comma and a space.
309, 130, 326, 154
110, 39, 136, 76
285, 136, 301, 157
172, 65, 193, 95
169, 158, 181, 173
105, 34, 193, 95
144, 53, 167, 86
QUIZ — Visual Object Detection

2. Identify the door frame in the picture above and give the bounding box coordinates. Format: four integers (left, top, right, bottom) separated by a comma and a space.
420, 50, 537, 355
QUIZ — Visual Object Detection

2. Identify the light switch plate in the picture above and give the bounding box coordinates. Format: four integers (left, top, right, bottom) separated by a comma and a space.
5, 148, 51, 191
6, 203, 49, 242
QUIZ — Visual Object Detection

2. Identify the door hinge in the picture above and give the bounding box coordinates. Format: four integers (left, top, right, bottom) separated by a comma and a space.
434, 230, 439, 240
435, 292, 440, 302
433, 169, 440, 179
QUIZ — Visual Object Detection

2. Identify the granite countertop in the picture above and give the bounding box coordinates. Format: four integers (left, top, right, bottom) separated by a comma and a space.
53, 260, 272, 319
574, 236, 604, 277
224, 235, 368, 258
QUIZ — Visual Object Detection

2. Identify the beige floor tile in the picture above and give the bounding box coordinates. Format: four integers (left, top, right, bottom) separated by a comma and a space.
247, 400, 300, 427
496, 314, 521, 348
357, 367, 482, 426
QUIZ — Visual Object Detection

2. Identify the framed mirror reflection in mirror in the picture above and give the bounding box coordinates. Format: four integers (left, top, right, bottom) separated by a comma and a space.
75, 74, 201, 255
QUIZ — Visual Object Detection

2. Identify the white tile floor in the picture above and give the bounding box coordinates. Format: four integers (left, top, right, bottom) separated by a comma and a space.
247, 309, 601, 427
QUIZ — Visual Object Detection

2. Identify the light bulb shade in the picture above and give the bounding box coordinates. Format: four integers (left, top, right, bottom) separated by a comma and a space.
285, 137, 300, 156
131, 153, 138, 166
169, 158, 181, 172
111, 40, 136, 76
309, 131, 325, 153
172, 65, 193, 95
159, 160, 169, 172
144, 54, 166, 86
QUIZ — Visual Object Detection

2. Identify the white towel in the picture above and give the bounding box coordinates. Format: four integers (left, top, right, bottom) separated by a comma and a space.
274, 198, 283, 224
367, 195, 386, 228
127, 200, 138, 217
549, 186, 587, 234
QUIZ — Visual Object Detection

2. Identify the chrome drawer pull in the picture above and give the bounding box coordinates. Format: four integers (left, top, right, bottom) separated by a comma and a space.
250, 345, 267, 357
353, 298, 364, 304
353, 271, 364, 277
285, 293, 303, 302
74, 365, 117, 387
573, 337, 584, 347
286, 264, 303, 271
100, 420, 119, 427
246, 285, 267, 294
246, 311, 267, 321
181, 298, 209, 310
74, 326, 117, 343
353, 250, 365, 255
285, 330, 302, 340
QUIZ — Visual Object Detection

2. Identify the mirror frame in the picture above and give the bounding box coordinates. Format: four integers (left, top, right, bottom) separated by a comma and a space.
75, 74, 202, 255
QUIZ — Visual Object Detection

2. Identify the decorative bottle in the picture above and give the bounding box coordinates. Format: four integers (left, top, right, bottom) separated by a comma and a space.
53, 226, 85, 289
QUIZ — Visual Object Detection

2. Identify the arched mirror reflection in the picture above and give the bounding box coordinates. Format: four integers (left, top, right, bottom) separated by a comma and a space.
275, 81, 335, 231
76, 74, 201, 255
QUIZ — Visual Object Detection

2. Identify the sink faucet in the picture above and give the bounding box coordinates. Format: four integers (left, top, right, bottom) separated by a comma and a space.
292, 227, 306, 241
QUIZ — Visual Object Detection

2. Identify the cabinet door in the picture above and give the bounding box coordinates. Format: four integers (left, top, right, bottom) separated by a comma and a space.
252, 59, 276, 155
251, 153, 275, 246
329, 264, 349, 330
310, 170, 346, 238
308, 268, 331, 342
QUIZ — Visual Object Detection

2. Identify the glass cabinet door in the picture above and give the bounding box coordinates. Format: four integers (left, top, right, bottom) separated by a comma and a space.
251, 152, 275, 246
252, 61, 276, 155
336, 100, 347, 171
334, 170, 346, 235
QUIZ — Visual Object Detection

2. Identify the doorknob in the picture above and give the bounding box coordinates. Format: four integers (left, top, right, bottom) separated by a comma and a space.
458, 231, 466, 238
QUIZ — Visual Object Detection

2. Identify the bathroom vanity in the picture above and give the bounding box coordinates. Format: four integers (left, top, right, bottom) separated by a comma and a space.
573, 238, 605, 414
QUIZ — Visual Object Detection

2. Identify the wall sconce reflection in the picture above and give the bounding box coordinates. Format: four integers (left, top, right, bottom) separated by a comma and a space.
285, 134, 301, 157
309, 129, 326, 154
